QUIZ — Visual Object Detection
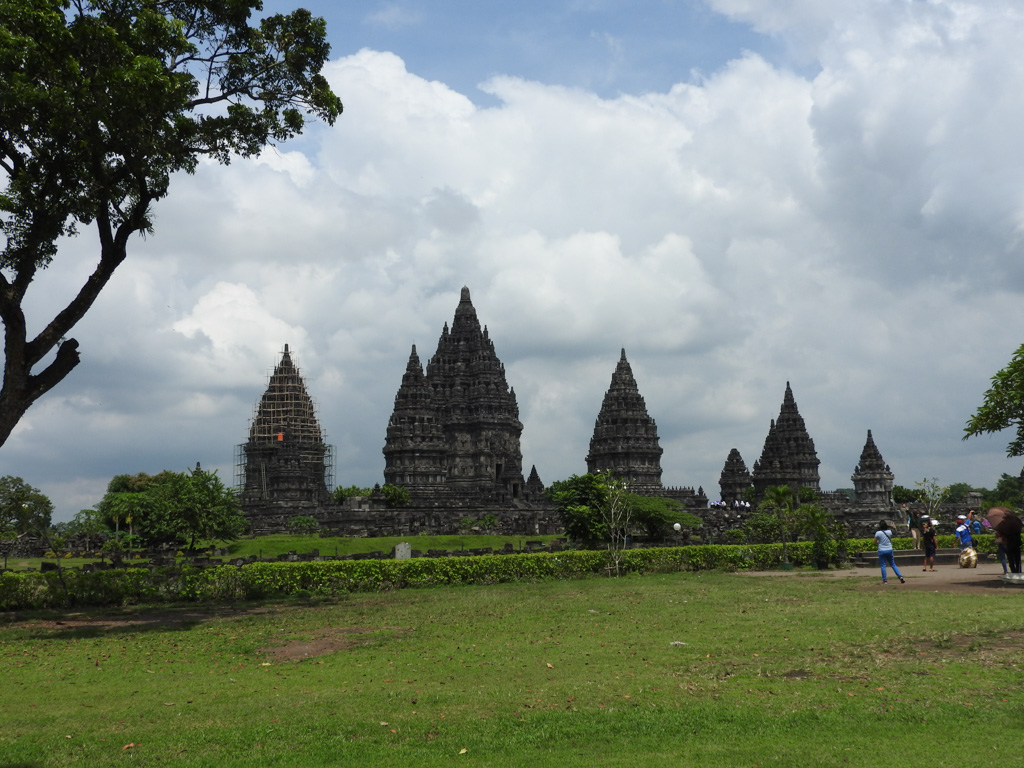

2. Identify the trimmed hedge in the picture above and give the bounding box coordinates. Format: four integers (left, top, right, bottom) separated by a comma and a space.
2, 536, 992, 611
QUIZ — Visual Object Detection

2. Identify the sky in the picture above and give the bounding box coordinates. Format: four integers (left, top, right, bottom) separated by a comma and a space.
5, 0, 1024, 522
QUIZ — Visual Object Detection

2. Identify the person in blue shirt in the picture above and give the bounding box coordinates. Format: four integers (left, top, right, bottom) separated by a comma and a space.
874, 520, 905, 585
955, 515, 973, 551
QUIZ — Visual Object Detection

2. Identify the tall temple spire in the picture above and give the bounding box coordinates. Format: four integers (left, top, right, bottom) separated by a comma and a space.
851, 429, 894, 506
383, 345, 447, 490
719, 448, 752, 503
239, 345, 333, 511
384, 288, 525, 502
586, 349, 663, 493
751, 382, 820, 498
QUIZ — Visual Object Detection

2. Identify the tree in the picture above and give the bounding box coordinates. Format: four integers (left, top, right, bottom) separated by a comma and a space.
0, 475, 53, 567
981, 473, 1024, 511
743, 511, 783, 544
941, 482, 974, 505
59, 508, 107, 551
626, 494, 702, 538
892, 485, 923, 504
380, 484, 411, 508
760, 485, 798, 564
548, 473, 609, 547
795, 503, 844, 567
162, 464, 247, 552
0, 0, 343, 446
96, 465, 245, 550
96, 471, 178, 544
332, 485, 373, 503
914, 477, 948, 521
548, 472, 701, 574
964, 344, 1024, 459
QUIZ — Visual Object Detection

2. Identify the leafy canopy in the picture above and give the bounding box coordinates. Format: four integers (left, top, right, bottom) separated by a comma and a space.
964, 343, 1024, 457
547, 473, 701, 547
98, 465, 245, 549
0, 0, 342, 444
0, 474, 53, 535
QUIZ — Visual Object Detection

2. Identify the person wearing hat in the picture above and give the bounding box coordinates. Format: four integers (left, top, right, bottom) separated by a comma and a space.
955, 515, 973, 552
921, 518, 937, 572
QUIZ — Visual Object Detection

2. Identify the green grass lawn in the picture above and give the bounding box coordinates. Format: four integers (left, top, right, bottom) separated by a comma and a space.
2, 571, 1022, 767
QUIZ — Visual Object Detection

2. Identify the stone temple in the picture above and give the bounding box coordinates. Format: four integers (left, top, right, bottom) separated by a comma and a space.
235, 291, 932, 540
237, 344, 334, 526
383, 286, 530, 504
586, 349, 664, 494
751, 382, 821, 498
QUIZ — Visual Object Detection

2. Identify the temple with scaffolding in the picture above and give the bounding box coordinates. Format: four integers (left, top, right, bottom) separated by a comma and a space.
236, 344, 334, 523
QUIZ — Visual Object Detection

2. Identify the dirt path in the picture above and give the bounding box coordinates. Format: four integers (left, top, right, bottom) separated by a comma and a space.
743, 561, 1024, 595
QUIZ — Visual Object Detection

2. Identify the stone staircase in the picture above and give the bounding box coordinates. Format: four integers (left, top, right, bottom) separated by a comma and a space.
851, 547, 994, 569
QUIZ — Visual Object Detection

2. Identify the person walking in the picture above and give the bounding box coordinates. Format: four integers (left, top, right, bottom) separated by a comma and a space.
875, 520, 905, 585
921, 519, 937, 572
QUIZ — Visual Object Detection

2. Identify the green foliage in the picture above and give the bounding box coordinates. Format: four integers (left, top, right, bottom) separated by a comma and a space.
56, 508, 106, 549
0, 475, 53, 535
332, 485, 373, 503
287, 515, 320, 534
0, 0, 342, 445
98, 465, 245, 550
981, 473, 1024, 510
744, 511, 783, 544
964, 343, 1024, 456
548, 474, 609, 546
892, 485, 924, 504
626, 493, 702, 537
941, 482, 974, 504
380, 483, 411, 508
165, 465, 247, 551
796, 503, 843, 565
549, 473, 700, 549
759, 485, 800, 561
914, 477, 948, 518
0, 538, 866, 611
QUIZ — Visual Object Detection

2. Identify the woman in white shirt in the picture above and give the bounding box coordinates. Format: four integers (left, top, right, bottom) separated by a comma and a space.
874, 520, 905, 585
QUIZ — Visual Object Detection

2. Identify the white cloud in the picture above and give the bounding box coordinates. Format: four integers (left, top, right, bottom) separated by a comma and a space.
8, 0, 1024, 521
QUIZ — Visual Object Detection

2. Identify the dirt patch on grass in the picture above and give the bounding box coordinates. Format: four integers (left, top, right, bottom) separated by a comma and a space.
258, 626, 382, 661
0, 603, 280, 634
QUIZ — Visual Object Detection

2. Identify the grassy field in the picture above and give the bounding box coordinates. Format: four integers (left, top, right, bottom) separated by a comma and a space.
2, 570, 1022, 767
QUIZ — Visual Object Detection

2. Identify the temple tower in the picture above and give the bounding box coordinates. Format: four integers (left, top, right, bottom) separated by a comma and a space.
524, 465, 546, 501
751, 382, 820, 498
719, 448, 752, 504
586, 349, 663, 494
383, 345, 448, 492
238, 345, 333, 510
384, 287, 526, 502
851, 429, 894, 507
